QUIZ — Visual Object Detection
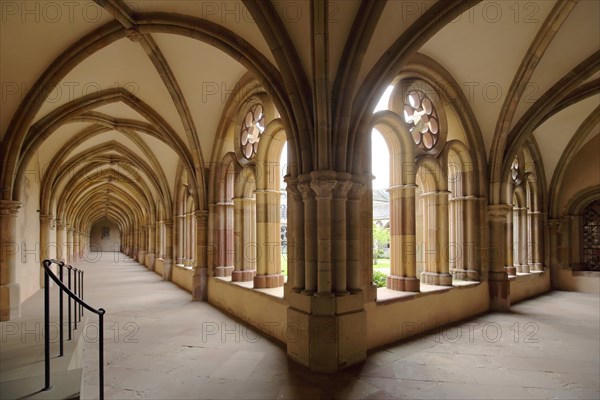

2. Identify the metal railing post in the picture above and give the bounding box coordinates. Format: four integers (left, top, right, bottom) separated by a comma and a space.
73, 268, 78, 330
79, 270, 83, 320
42, 260, 104, 399
58, 261, 64, 357
67, 266, 72, 340
99, 309, 105, 400
43, 262, 51, 391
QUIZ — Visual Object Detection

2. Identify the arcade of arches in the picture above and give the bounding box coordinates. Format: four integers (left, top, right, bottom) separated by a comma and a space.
1, 0, 599, 373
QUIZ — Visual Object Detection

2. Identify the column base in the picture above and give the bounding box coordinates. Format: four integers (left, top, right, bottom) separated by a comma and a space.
489, 271, 510, 311
0, 283, 21, 321
530, 263, 544, 272
145, 253, 156, 271
420, 272, 452, 286
453, 269, 480, 281
162, 259, 173, 281
231, 269, 256, 282
287, 300, 366, 372
516, 264, 530, 274
137, 250, 146, 264
254, 274, 284, 288
192, 267, 208, 301
505, 266, 517, 276
214, 266, 234, 277
184, 258, 193, 267
386, 275, 420, 292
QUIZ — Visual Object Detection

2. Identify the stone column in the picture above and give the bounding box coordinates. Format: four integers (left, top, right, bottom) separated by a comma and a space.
332, 174, 352, 295
1, 200, 21, 321
505, 208, 516, 275
184, 212, 193, 266
420, 191, 451, 286
285, 178, 304, 293
463, 196, 480, 280
387, 184, 419, 292
225, 203, 234, 272
548, 219, 560, 288
244, 198, 257, 280
176, 214, 185, 265
346, 179, 365, 293
232, 197, 244, 281
529, 211, 544, 271
517, 207, 529, 273
488, 204, 512, 311
193, 211, 209, 301
73, 230, 80, 263
156, 221, 163, 259
137, 227, 146, 265
39, 214, 55, 288
452, 196, 480, 280
569, 215, 582, 269
298, 177, 317, 294
253, 188, 284, 289
147, 224, 156, 270
310, 170, 338, 296
214, 203, 234, 277
56, 221, 67, 262
67, 227, 74, 264
163, 220, 173, 280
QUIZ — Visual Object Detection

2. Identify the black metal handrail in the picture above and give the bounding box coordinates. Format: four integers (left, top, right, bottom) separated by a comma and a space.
42, 259, 105, 399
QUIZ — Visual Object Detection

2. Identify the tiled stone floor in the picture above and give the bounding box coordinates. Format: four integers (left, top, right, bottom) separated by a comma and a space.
20, 253, 600, 399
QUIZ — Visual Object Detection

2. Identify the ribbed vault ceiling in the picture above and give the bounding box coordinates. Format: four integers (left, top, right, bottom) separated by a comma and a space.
1, 0, 598, 235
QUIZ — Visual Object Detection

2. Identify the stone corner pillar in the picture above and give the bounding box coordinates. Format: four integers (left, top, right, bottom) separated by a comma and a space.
1, 200, 22, 321
285, 171, 367, 372
487, 204, 512, 312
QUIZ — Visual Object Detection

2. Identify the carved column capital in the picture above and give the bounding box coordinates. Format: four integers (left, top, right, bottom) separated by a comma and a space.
309, 170, 338, 199
548, 218, 561, 228
194, 210, 209, 227
39, 214, 55, 227
297, 174, 315, 201
333, 172, 352, 199
0, 200, 21, 216
487, 204, 512, 221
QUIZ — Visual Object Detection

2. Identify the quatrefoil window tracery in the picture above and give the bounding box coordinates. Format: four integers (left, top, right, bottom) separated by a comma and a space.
403, 90, 440, 151
240, 104, 265, 160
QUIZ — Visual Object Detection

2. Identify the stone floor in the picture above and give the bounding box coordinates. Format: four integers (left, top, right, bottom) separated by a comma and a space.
14, 252, 600, 399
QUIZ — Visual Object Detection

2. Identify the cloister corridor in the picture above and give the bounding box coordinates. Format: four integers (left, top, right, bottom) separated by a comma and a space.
6, 252, 597, 400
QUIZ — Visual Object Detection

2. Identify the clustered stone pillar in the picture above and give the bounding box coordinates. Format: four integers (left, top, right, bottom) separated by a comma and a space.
1, 200, 21, 321
192, 211, 209, 301
387, 184, 420, 291
488, 204, 512, 311
286, 171, 367, 372
163, 220, 173, 280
